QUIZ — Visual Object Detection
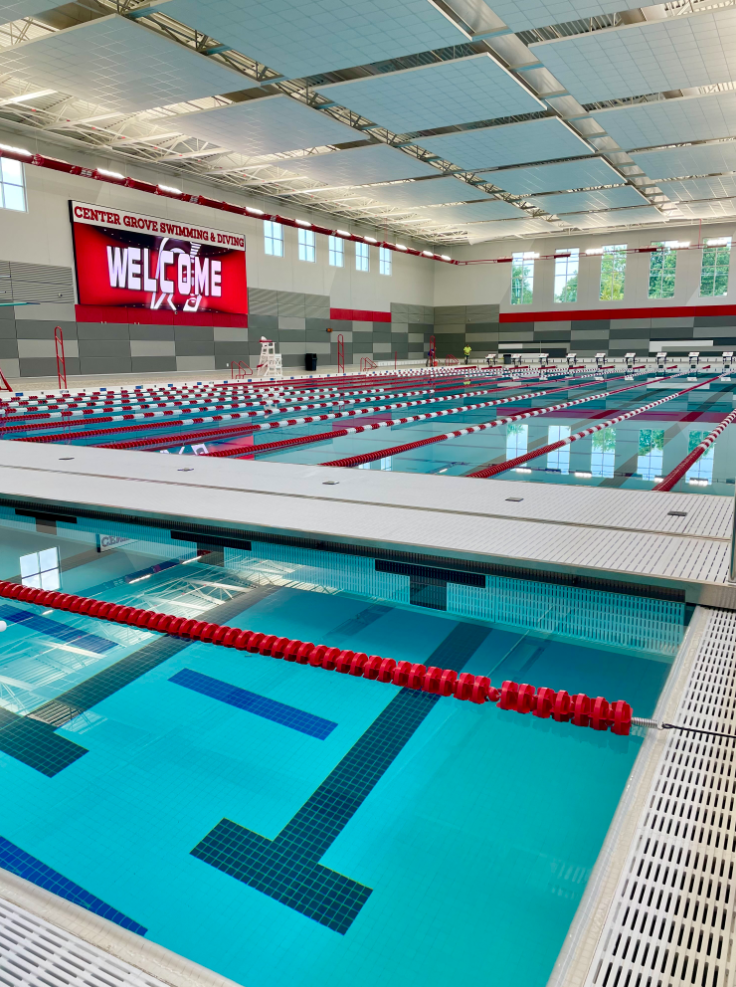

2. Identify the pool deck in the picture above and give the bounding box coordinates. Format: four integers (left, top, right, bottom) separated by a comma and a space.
0, 438, 733, 607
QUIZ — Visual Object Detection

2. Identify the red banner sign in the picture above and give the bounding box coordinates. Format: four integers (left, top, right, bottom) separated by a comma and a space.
70, 201, 247, 319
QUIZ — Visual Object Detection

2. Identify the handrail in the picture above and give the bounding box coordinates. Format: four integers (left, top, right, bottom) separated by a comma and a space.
337, 333, 345, 374
360, 357, 377, 372
230, 360, 252, 379
54, 326, 67, 389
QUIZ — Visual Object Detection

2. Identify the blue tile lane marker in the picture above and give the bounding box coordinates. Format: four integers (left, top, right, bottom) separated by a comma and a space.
190, 623, 491, 935
0, 836, 147, 935
0, 604, 117, 655
169, 669, 338, 740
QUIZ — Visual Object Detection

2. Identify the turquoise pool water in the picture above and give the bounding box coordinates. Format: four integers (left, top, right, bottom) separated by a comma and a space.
0, 505, 687, 987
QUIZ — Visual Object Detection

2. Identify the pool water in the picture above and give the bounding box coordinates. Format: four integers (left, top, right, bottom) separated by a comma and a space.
7, 370, 736, 494
0, 505, 688, 987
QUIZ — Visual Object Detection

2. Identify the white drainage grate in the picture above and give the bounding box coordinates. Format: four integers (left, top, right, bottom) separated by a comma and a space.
586, 608, 736, 987
0, 897, 166, 987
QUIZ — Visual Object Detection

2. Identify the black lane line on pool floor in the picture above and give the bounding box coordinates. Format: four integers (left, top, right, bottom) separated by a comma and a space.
190, 621, 491, 935
0, 586, 281, 776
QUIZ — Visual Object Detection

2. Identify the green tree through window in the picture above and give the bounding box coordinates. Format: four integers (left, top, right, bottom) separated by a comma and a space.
700, 237, 731, 297
554, 248, 579, 303
511, 253, 535, 305
649, 242, 679, 299
600, 244, 626, 300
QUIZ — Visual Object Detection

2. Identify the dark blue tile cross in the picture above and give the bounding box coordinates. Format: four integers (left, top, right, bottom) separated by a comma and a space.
191, 622, 490, 934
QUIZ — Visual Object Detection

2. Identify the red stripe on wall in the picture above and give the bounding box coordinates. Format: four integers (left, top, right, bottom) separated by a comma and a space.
75, 306, 248, 328
500, 304, 736, 322
330, 308, 392, 323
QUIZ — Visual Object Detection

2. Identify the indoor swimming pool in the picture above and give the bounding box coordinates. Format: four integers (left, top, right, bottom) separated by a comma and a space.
0, 500, 690, 987
3, 365, 735, 495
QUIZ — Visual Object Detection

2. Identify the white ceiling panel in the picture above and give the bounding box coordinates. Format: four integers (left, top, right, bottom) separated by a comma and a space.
320, 54, 541, 134
162, 0, 466, 79
283, 143, 439, 185
0, 0, 68, 24
632, 143, 736, 179
366, 176, 492, 207
0, 15, 255, 113
530, 185, 646, 212
487, 0, 660, 32
561, 205, 666, 228
419, 117, 590, 171
673, 199, 736, 218
595, 92, 736, 151
421, 199, 525, 223
533, 8, 736, 104
464, 217, 557, 241
177, 96, 360, 156
662, 175, 736, 200
485, 156, 623, 194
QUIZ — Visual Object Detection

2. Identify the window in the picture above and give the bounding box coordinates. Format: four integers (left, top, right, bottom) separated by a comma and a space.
547, 425, 570, 473
511, 252, 535, 305
328, 235, 344, 267
554, 248, 579, 303
297, 227, 315, 262
356, 241, 370, 272
0, 158, 26, 211
264, 220, 283, 257
20, 548, 60, 590
380, 457, 392, 471
600, 244, 626, 301
685, 431, 714, 484
637, 429, 664, 480
379, 247, 392, 276
506, 422, 528, 459
649, 242, 679, 299
591, 429, 616, 478
700, 237, 731, 297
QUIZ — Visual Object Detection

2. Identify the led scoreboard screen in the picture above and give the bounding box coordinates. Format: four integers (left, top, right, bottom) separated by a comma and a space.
70, 201, 247, 317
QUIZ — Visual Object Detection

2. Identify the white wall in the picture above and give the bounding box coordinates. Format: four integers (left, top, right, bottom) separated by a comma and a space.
433, 222, 736, 312
0, 125, 434, 314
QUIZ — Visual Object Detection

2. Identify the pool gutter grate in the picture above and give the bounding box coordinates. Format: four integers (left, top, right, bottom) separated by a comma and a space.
584, 607, 736, 987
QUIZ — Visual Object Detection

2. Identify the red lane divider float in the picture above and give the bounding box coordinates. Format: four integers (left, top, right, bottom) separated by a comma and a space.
0, 580, 632, 734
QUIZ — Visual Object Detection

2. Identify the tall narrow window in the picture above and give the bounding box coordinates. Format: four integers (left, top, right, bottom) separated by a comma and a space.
506, 422, 528, 459
649, 242, 679, 299
700, 237, 731, 297
379, 246, 392, 276
264, 220, 284, 257
20, 548, 60, 590
554, 248, 579, 303
511, 252, 535, 305
356, 242, 370, 272
298, 227, 315, 262
685, 431, 715, 484
0, 158, 26, 211
600, 244, 626, 300
380, 457, 392, 471
637, 429, 664, 480
591, 429, 616, 477
328, 235, 344, 267
547, 425, 570, 473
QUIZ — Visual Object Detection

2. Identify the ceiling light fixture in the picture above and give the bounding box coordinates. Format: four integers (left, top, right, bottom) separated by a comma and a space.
440, 254, 451, 261
5, 89, 55, 104
337, 229, 351, 237
158, 184, 181, 194
585, 247, 604, 255
364, 235, 377, 242
422, 250, 433, 256
246, 206, 264, 215
574, 471, 593, 478
296, 219, 311, 227
395, 244, 408, 250
0, 143, 30, 156
97, 168, 124, 179
515, 467, 532, 474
